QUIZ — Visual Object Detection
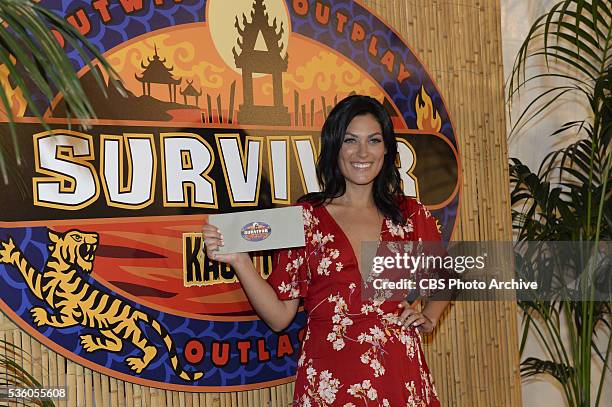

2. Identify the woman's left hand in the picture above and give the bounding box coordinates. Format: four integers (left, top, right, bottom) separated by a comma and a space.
396, 300, 436, 333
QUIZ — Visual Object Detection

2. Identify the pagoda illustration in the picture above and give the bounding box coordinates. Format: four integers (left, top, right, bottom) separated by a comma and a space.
232, 0, 290, 125
180, 80, 202, 106
135, 45, 181, 103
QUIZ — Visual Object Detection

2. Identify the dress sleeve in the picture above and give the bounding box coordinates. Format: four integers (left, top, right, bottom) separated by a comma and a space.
266, 204, 312, 300
411, 200, 443, 243
406, 198, 454, 299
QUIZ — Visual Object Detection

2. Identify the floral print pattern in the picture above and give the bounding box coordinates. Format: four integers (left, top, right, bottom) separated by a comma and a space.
298, 358, 342, 406
326, 294, 353, 351
267, 196, 443, 406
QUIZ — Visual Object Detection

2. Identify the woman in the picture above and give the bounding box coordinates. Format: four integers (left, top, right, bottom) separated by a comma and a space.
203, 95, 450, 406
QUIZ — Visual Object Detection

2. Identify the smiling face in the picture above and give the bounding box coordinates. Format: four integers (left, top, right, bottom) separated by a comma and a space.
337, 113, 386, 189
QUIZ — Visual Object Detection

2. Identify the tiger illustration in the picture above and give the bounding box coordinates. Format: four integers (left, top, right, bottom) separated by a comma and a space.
0, 229, 203, 381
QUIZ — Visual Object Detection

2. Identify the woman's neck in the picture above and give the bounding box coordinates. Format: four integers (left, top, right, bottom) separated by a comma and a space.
331, 184, 376, 209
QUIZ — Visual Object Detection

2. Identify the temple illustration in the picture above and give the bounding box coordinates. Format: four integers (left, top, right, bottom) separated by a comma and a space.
233, 0, 290, 125
135, 45, 182, 103
181, 80, 202, 106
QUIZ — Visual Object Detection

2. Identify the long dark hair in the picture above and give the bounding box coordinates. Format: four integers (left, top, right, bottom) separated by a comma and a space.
299, 95, 405, 225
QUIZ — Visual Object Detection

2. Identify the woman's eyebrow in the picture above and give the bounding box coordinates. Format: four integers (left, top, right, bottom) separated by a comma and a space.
345, 131, 383, 137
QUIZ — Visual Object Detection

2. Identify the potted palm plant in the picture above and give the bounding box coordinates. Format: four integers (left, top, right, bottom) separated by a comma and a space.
0, 1, 120, 405
508, 0, 610, 406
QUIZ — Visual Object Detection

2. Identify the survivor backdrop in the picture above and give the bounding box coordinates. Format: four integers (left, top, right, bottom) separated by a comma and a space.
0, 0, 459, 392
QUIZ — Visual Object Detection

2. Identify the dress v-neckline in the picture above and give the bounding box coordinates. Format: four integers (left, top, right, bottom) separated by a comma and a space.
320, 205, 385, 280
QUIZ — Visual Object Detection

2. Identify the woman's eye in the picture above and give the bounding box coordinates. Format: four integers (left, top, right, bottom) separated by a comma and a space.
370, 138, 383, 144
343, 137, 356, 143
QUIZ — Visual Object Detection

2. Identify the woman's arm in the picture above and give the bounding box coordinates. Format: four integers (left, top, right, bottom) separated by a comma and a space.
202, 223, 300, 332
421, 300, 450, 329
230, 254, 300, 331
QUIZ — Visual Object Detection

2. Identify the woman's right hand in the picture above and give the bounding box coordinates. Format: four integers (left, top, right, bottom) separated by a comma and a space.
202, 222, 249, 268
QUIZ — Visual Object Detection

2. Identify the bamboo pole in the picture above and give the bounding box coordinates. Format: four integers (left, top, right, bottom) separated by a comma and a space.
172, 390, 180, 407
134, 384, 143, 407
31, 336, 41, 388
75, 363, 84, 407
126, 383, 134, 407
50, 351, 58, 401
58, 355, 67, 407
93, 372, 103, 407
67, 361, 76, 406
40, 342, 49, 389
85, 368, 93, 407
147, 384, 156, 407
463, 1, 494, 403
270, 386, 277, 407
110, 377, 119, 407
118, 378, 126, 407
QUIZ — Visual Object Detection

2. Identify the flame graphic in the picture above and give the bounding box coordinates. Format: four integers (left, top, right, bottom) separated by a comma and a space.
415, 86, 441, 132
0, 58, 27, 120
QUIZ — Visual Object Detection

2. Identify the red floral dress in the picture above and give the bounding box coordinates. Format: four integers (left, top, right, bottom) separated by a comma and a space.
267, 196, 444, 406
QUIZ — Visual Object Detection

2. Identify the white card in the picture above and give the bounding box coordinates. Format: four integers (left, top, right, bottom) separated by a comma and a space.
209, 206, 305, 254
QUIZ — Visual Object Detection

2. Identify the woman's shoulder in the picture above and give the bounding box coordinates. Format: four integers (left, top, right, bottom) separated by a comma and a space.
396, 194, 434, 221
395, 194, 422, 212
289, 199, 317, 213
294, 194, 327, 215
396, 195, 442, 240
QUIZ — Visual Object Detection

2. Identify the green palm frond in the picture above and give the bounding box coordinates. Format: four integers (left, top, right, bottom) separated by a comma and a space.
508, 0, 611, 136
521, 357, 575, 383
0, 0, 123, 191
